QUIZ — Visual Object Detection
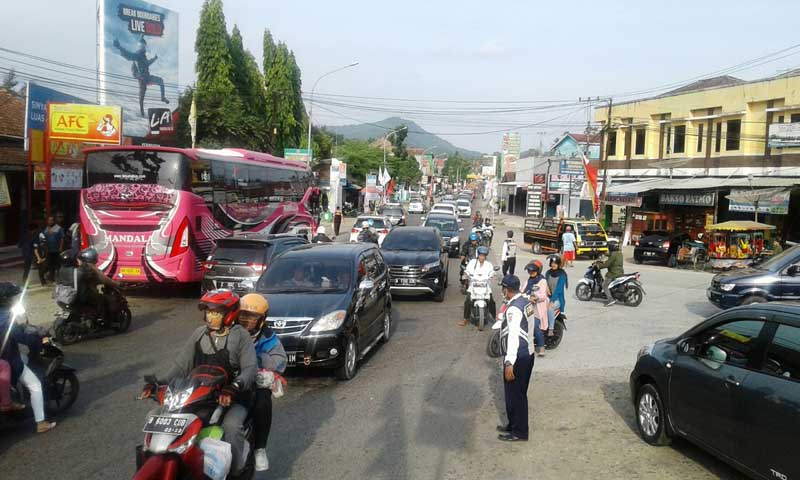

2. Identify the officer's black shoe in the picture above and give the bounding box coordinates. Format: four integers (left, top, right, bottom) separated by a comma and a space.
498, 433, 528, 442
496, 424, 511, 433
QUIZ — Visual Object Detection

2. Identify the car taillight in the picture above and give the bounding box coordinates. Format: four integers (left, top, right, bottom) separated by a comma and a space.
170, 217, 190, 257
81, 226, 89, 250
381, 229, 389, 234
663, 241, 670, 250
202, 260, 217, 271
248, 262, 267, 273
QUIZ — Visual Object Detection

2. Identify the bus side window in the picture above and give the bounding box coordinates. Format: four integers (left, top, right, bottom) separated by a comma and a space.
191, 158, 213, 206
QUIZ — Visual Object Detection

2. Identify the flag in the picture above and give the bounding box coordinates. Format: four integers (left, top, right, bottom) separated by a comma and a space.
189, 95, 197, 148
386, 178, 396, 197
581, 153, 600, 215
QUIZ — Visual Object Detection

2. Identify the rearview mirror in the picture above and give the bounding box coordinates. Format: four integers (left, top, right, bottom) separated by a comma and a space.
358, 279, 374, 290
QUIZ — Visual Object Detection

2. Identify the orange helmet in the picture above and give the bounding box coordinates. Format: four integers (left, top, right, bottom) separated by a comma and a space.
199, 289, 240, 328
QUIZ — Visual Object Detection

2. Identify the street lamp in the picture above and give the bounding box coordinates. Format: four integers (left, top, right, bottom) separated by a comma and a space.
306, 62, 359, 163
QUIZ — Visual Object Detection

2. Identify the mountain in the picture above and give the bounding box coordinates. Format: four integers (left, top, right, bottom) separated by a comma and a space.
326, 117, 482, 158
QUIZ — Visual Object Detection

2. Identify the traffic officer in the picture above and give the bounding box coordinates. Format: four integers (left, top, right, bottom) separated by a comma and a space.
497, 275, 535, 442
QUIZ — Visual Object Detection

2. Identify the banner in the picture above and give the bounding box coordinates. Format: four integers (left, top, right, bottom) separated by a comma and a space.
580, 153, 599, 214
284, 148, 311, 163
48, 104, 122, 144
559, 158, 584, 176
729, 188, 790, 214
26, 83, 89, 152
34, 166, 83, 191
659, 192, 715, 207
98, 0, 179, 140
768, 123, 800, 148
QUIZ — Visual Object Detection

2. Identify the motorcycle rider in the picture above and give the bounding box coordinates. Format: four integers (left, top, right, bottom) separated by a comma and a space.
473, 210, 483, 228
357, 221, 379, 244
459, 246, 496, 327
74, 248, 118, 321
598, 242, 624, 307
238, 294, 287, 472
523, 261, 549, 357
140, 290, 257, 476
312, 225, 333, 243
460, 232, 480, 264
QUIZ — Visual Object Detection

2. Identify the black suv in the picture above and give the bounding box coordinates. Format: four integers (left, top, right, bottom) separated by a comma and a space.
634, 231, 706, 266
707, 245, 800, 309
255, 243, 391, 380
422, 214, 462, 257
630, 304, 800, 480
201, 233, 307, 294
381, 226, 449, 302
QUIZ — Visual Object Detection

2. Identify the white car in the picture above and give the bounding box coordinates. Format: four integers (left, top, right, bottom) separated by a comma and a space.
408, 198, 425, 214
456, 199, 471, 218
430, 203, 459, 218
350, 216, 392, 245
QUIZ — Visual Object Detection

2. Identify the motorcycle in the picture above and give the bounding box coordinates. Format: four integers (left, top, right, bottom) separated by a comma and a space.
486, 293, 567, 358
343, 202, 359, 217
53, 284, 132, 345
575, 262, 645, 307
134, 366, 255, 480
465, 266, 500, 331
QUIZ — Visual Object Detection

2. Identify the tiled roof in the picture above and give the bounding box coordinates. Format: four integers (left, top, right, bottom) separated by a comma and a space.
0, 88, 25, 138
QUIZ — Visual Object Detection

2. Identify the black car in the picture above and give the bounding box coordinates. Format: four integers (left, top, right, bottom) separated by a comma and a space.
630, 304, 800, 480
633, 231, 705, 265
201, 233, 308, 294
383, 205, 407, 226
381, 227, 449, 302
707, 245, 800, 309
255, 243, 391, 380
422, 214, 462, 257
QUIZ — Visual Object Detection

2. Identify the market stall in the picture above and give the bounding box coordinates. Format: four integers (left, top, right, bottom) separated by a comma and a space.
706, 220, 776, 269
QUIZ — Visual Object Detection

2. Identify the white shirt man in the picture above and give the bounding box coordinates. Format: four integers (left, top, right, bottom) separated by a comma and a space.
466, 257, 495, 279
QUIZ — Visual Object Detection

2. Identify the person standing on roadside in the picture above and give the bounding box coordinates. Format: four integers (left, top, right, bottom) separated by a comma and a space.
321, 191, 329, 213
19, 224, 44, 286
561, 225, 576, 268
333, 207, 343, 237
43, 216, 64, 282
501, 230, 517, 276
497, 275, 534, 442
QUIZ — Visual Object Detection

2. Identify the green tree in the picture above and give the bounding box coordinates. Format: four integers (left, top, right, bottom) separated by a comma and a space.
386, 125, 421, 186
442, 152, 473, 183
175, 87, 194, 148
228, 25, 267, 149
194, 0, 243, 146
264, 43, 301, 155
338, 139, 383, 183
262, 29, 277, 75
288, 50, 306, 144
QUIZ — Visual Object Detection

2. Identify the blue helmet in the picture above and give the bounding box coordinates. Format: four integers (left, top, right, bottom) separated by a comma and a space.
469, 233, 479, 242
477, 246, 489, 256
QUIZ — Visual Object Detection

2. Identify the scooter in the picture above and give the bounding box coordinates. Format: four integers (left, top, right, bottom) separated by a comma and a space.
53, 284, 132, 345
343, 202, 359, 217
134, 366, 255, 480
575, 262, 645, 307
465, 266, 500, 331
487, 296, 567, 357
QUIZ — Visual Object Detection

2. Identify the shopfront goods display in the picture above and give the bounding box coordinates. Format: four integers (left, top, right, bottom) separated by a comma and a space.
706, 221, 776, 269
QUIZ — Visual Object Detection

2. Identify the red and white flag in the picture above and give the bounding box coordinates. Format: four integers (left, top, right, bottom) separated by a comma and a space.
581, 153, 600, 214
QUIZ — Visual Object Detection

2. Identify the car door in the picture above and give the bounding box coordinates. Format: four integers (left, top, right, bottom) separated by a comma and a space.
739, 318, 800, 480
360, 252, 382, 343
779, 261, 800, 301
353, 255, 374, 350
668, 315, 769, 460
372, 249, 390, 324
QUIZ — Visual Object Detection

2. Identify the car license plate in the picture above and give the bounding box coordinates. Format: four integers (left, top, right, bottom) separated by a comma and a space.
217, 281, 237, 289
287, 352, 297, 366
120, 267, 141, 276
644, 252, 655, 257
143, 415, 188, 435
394, 278, 415, 285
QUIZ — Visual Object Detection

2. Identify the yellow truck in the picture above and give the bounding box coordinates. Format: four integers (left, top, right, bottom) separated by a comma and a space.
523, 217, 609, 258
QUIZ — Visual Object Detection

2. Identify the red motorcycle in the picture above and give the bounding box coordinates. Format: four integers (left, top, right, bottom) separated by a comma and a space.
133, 365, 254, 480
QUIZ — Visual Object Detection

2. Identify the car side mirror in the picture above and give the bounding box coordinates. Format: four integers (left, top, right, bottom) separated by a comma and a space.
359, 279, 374, 290
677, 338, 697, 356
420, 216, 426, 222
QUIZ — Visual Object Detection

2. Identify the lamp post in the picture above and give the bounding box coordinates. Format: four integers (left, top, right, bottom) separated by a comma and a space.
306, 62, 359, 163
382, 126, 408, 201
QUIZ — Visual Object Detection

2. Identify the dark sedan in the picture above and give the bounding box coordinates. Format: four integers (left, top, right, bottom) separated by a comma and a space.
633, 231, 705, 266
381, 227, 449, 302
255, 243, 392, 380
630, 303, 800, 480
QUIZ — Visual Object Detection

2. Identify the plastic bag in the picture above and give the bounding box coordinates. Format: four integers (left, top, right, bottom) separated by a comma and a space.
271, 373, 288, 399
255, 369, 275, 389
199, 438, 232, 480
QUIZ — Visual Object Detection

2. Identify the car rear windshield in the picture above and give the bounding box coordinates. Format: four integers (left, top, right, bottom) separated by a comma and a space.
212, 240, 270, 264
425, 217, 457, 232
86, 150, 189, 189
257, 257, 352, 293
384, 208, 403, 216
356, 217, 387, 229
382, 230, 439, 251
457, 200, 470, 206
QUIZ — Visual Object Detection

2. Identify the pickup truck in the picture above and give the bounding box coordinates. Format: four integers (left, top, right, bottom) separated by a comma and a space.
523, 217, 609, 258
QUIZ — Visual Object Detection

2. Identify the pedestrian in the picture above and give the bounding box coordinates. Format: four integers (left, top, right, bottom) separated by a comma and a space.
561, 225, 576, 268
68, 222, 81, 256
19, 224, 43, 286
43, 216, 64, 282
501, 230, 517, 276
321, 191, 329, 213
773, 239, 783, 255
333, 207, 343, 237
497, 275, 534, 442
34, 225, 49, 286
523, 261, 549, 357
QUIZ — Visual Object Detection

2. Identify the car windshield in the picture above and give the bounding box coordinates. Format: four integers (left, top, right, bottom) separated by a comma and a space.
382, 230, 438, 251
212, 240, 269, 264
258, 257, 352, 293
425, 218, 457, 232
457, 200, 470, 207
577, 223, 604, 236
384, 208, 403, 216
355, 217, 386, 229
755, 245, 800, 272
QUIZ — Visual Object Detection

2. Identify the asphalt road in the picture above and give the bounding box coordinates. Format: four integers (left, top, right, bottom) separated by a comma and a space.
0, 208, 748, 480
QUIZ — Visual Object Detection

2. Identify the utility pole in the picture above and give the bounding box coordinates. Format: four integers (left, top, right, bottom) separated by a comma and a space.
600, 97, 613, 224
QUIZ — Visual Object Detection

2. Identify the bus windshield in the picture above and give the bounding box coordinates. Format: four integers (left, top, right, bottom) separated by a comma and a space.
86, 150, 189, 189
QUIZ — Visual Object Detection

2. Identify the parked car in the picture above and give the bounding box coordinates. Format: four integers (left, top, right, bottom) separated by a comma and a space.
201, 233, 308, 294
523, 217, 608, 257
707, 245, 800, 309
383, 205, 407, 226
443, 194, 455, 201
429, 203, 459, 218
456, 199, 472, 218
408, 198, 426, 214
630, 303, 800, 480
381, 226, 449, 302
255, 243, 392, 380
634, 231, 706, 266
350, 215, 392, 245
423, 213, 463, 257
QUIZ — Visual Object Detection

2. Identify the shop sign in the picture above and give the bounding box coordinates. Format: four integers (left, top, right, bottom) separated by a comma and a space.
606, 193, 643, 207
768, 122, 800, 148
0, 173, 10, 207
366, 174, 377, 187
48, 104, 122, 145
34, 167, 83, 191
339, 162, 347, 185
533, 174, 546, 185
659, 192, 715, 207
728, 188, 790, 214
548, 174, 584, 194
284, 148, 311, 163
559, 158, 584, 176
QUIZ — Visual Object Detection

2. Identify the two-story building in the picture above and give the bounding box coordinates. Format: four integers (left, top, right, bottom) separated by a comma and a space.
595, 72, 800, 243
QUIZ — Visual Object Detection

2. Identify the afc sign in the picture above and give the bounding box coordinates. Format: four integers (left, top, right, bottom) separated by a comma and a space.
52, 113, 88, 134
47, 104, 122, 145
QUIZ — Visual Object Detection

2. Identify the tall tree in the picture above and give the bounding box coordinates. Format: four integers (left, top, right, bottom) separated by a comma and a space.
264, 43, 300, 155
288, 50, 306, 147
262, 29, 277, 76
228, 25, 266, 149
443, 152, 473, 183
338, 139, 383, 182
194, 0, 242, 146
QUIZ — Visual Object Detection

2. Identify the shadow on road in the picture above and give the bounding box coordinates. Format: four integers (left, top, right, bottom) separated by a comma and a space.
365, 384, 410, 480
686, 301, 720, 318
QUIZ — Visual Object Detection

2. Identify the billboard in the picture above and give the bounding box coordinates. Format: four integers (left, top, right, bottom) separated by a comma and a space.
768, 123, 800, 148
728, 188, 790, 214
284, 148, 311, 163
48, 104, 123, 144
98, 0, 179, 141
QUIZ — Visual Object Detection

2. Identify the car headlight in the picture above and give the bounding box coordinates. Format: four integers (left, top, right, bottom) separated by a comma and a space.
310, 310, 347, 332
449, 237, 459, 243
720, 283, 735, 292
421, 261, 440, 272
637, 343, 654, 361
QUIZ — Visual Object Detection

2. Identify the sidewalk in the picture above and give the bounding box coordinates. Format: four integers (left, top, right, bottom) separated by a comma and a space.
0, 244, 23, 268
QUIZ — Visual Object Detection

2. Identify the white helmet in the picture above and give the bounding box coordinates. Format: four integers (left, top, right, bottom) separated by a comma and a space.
361, 221, 370, 228
317, 225, 326, 235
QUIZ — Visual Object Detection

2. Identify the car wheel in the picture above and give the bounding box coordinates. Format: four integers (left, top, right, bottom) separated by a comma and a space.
335, 335, 359, 381
742, 296, 766, 305
381, 308, 392, 343
433, 282, 446, 302
635, 383, 672, 446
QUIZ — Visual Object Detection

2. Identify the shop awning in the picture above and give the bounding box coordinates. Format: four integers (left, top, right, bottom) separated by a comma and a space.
706, 220, 776, 231
606, 176, 800, 195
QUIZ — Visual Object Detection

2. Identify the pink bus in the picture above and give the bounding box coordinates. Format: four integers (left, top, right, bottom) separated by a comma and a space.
79, 146, 317, 285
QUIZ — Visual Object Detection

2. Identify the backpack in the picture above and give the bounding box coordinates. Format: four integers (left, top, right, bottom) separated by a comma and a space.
54, 268, 78, 306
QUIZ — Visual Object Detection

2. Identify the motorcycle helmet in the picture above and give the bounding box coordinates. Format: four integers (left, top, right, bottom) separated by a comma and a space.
507, 230, 514, 238
361, 221, 370, 229
60, 250, 77, 267
608, 241, 619, 252
547, 254, 562, 269
199, 289, 241, 331
78, 247, 98, 265
239, 293, 269, 338
469, 232, 479, 242
316, 226, 326, 235
524, 260, 542, 274
477, 246, 489, 256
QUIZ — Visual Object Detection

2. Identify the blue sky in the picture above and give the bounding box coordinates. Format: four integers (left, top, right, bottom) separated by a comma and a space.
2, 0, 800, 152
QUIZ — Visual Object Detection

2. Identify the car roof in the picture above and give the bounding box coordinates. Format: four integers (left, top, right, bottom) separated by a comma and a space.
432, 203, 455, 208
386, 226, 438, 235
278, 242, 378, 257
356, 215, 387, 220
